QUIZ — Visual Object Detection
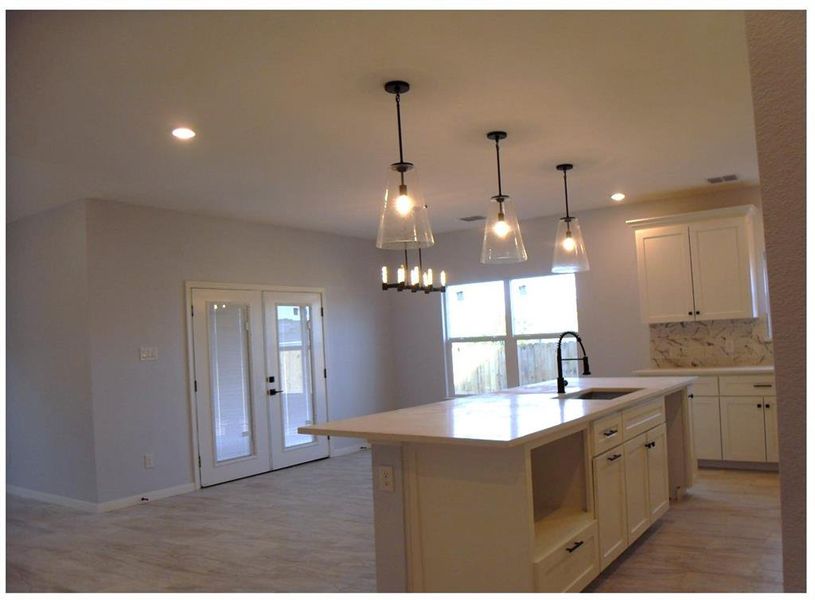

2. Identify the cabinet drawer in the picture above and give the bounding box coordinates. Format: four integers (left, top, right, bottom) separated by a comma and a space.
719, 375, 776, 396
689, 376, 718, 397
534, 520, 599, 592
621, 397, 666, 441
591, 412, 623, 456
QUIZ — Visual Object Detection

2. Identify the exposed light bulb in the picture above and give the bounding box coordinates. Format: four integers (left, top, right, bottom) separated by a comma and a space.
562, 234, 576, 252
440, 270, 447, 287
397, 265, 405, 284
395, 194, 413, 216
493, 220, 511, 238
381, 266, 388, 284
611, 192, 626, 202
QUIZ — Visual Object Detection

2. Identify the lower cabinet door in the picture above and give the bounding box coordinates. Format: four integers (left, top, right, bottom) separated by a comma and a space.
593, 448, 628, 570
764, 398, 779, 462
534, 521, 599, 592
646, 424, 670, 521
690, 395, 723, 460
623, 433, 650, 544
720, 396, 767, 461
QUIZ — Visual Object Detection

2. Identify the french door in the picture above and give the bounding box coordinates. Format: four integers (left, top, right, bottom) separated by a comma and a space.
191, 287, 329, 487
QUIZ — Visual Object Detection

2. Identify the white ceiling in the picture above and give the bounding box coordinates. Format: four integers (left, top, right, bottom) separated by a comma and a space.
7, 10, 759, 238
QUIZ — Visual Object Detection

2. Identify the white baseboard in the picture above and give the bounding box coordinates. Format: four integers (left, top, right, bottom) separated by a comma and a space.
8, 482, 196, 513
7, 484, 97, 512
96, 482, 196, 512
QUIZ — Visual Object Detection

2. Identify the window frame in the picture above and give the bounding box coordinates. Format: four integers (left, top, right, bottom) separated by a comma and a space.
443, 275, 579, 397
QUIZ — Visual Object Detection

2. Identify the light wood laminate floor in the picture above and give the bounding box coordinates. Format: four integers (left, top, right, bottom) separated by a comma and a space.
7, 450, 781, 592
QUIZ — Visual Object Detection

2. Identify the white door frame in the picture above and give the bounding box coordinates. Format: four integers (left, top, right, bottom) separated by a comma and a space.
184, 281, 332, 491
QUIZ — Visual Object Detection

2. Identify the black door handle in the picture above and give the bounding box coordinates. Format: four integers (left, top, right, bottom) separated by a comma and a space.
566, 540, 584, 553
268, 389, 284, 396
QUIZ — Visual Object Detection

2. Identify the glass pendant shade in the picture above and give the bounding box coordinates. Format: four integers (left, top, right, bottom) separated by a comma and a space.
376, 163, 435, 250
552, 217, 590, 273
481, 196, 527, 264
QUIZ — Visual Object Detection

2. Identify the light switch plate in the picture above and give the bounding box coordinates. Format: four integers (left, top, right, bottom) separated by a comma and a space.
139, 346, 158, 361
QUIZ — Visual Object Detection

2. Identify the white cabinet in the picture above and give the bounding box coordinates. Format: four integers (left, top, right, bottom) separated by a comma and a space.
689, 395, 722, 460
593, 449, 627, 570
764, 398, 779, 462
720, 396, 768, 461
630, 206, 759, 324
646, 424, 670, 521
634, 225, 696, 323
622, 433, 650, 544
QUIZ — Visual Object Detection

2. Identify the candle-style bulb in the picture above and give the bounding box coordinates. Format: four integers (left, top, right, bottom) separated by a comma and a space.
381, 266, 388, 284
427, 268, 433, 286
397, 264, 405, 284
411, 266, 419, 285
440, 270, 447, 286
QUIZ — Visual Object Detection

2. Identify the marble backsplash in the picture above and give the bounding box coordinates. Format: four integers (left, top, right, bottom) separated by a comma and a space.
650, 318, 774, 368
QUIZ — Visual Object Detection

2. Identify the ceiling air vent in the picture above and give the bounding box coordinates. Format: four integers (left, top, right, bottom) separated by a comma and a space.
707, 174, 739, 184
460, 215, 486, 222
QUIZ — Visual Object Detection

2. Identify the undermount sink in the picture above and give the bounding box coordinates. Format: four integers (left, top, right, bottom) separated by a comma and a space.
567, 388, 643, 400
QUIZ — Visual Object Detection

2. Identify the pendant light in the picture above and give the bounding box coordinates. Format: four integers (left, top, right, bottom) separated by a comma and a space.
480, 131, 527, 264
552, 163, 590, 273
376, 80, 434, 250
377, 80, 446, 294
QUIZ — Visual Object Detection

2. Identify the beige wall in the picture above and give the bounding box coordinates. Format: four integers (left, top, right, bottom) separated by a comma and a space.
746, 10, 806, 592
6, 201, 98, 502
390, 185, 763, 409
7, 198, 397, 504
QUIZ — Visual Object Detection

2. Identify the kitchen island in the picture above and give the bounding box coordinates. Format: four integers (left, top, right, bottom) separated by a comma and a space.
299, 376, 696, 592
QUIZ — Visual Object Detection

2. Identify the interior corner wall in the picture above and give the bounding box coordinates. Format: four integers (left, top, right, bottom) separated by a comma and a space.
84, 200, 395, 503
745, 10, 806, 592
389, 185, 763, 410
6, 200, 98, 503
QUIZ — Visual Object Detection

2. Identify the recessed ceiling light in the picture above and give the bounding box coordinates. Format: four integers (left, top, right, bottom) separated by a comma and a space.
610, 192, 626, 202
172, 127, 196, 140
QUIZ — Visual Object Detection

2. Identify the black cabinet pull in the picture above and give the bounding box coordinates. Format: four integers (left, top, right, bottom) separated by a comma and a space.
607, 453, 622, 462
695, 310, 701, 315
688, 393, 695, 399
602, 429, 618, 437
687, 311, 693, 316
566, 540, 584, 553
756, 403, 762, 408
765, 403, 771, 409
753, 384, 773, 388
645, 441, 656, 448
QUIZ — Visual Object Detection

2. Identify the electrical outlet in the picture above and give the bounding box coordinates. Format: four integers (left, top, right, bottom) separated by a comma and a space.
377, 465, 395, 492
725, 339, 735, 355
139, 346, 158, 361
144, 453, 154, 469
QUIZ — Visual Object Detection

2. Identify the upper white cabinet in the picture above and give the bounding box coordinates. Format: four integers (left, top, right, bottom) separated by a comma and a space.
629, 206, 760, 324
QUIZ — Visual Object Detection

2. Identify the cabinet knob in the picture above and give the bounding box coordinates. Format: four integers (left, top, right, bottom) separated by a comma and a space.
688, 393, 694, 399
688, 311, 693, 316
695, 310, 701, 315
765, 403, 771, 409
756, 403, 763, 408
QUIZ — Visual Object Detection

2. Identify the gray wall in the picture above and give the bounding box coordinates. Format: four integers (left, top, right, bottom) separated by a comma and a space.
7, 201, 98, 502
85, 200, 396, 502
390, 185, 763, 409
746, 10, 806, 592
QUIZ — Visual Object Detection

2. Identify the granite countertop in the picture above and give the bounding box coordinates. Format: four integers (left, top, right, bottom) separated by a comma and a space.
299, 376, 694, 448
634, 366, 774, 376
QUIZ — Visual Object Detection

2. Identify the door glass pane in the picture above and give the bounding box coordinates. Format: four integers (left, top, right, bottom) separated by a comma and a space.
445, 281, 506, 338
510, 274, 578, 335
517, 338, 578, 386
208, 302, 254, 462
277, 305, 315, 447
451, 341, 507, 394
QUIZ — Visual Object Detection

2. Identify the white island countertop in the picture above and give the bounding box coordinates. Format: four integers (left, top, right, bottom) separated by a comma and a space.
299, 375, 695, 448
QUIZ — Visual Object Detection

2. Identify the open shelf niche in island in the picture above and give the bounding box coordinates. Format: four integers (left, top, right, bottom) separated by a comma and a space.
528, 429, 600, 591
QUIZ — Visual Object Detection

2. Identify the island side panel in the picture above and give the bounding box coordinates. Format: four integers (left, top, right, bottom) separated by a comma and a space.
402, 442, 535, 592
664, 387, 697, 499
371, 443, 408, 592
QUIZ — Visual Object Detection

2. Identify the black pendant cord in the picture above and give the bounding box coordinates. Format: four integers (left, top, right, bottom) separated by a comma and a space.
494, 138, 504, 198
403, 245, 409, 272
395, 93, 406, 184
562, 169, 571, 220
